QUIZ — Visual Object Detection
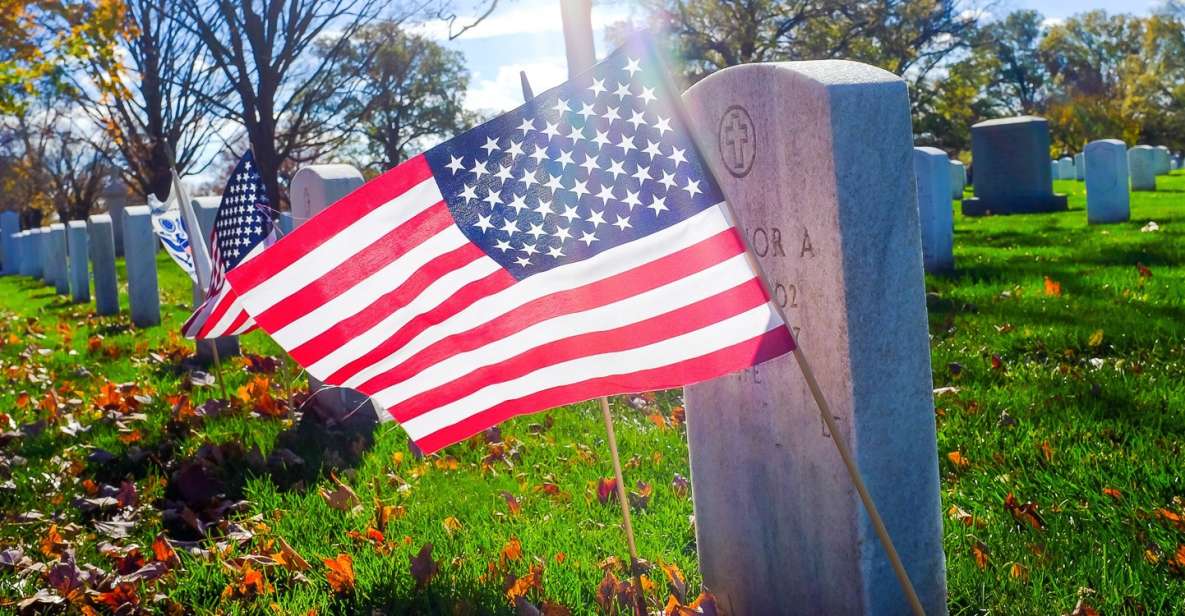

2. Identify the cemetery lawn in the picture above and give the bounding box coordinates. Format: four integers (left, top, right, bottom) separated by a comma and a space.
0, 173, 1178, 615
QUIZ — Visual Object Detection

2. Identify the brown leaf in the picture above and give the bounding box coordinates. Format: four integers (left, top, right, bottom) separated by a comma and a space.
500, 537, 523, 566
319, 474, 360, 512
947, 451, 970, 468
502, 491, 522, 516
597, 477, 617, 505
410, 543, 438, 590
1010, 562, 1029, 581
443, 516, 463, 535
322, 553, 355, 594
274, 536, 311, 572
505, 563, 544, 603
1005, 493, 1047, 530
972, 541, 989, 570
1102, 487, 1122, 501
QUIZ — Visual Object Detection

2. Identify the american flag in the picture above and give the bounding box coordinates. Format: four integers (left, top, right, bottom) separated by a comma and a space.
183, 151, 276, 339
226, 36, 794, 452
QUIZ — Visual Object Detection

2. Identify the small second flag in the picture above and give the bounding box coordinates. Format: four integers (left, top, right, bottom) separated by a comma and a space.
183, 151, 276, 339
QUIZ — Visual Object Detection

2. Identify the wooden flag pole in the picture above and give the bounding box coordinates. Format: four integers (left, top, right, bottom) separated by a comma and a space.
634, 35, 927, 616
598, 396, 648, 616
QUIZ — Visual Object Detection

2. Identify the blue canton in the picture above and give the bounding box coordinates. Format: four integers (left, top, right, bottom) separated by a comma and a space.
214, 151, 274, 268
424, 36, 724, 280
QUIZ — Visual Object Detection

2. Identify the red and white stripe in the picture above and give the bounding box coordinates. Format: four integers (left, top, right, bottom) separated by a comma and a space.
227, 155, 793, 452
182, 234, 268, 339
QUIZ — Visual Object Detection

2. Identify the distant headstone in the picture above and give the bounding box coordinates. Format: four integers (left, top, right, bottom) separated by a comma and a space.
277, 211, 294, 236
1057, 156, 1074, 181
914, 147, 954, 273
100, 178, 130, 256
88, 214, 119, 316
1128, 146, 1157, 192
1154, 146, 1171, 175
0, 211, 18, 275
1084, 139, 1130, 224
1074, 153, 1085, 180
189, 195, 239, 362
682, 61, 946, 615
963, 116, 1067, 216
949, 160, 966, 200
20, 231, 41, 277
47, 224, 69, 294
122, 206, 160, 327
13, 232, 27, 276
38, 227, 52, 283
66, 222, 90, 302
1050, 160, 1058, 178
290, 165, 381, 423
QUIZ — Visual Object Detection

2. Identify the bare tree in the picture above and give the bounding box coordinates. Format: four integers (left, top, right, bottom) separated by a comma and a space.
67, 0, 225, 202
175, 0, 430, 209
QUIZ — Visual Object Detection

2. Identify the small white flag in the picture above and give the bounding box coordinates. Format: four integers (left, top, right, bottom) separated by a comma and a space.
148, 185, 198, 283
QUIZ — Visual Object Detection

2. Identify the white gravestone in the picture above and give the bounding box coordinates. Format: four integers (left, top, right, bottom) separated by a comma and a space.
122, 206, 160, 327
949, 160, 966, 200
1154, 146, 1171, 175
47, 224, 69, 294
290, 165, 382, 423
914, 147, 954, 274
88, 214, 119, 316
21, 230, 41, 277
1085, 140, 1130, 224
683, 61, 946, 615
1074, 153, 1085, 180
190, 196, 240, 363
1057, 156, 1074, 180
66, 221, 89, 302
1128, 146, 1157, 192
38, 226, 53, 284
0, 211, 18, 275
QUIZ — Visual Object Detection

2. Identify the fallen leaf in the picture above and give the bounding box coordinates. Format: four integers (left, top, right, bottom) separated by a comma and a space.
597, 477, 617, 505
1088, 329, 1104, 348
501, 537, 523, 566
319, 474, 360, 512
972, 541, 989, 570
410, 543, 438, 590
1102, 487, 1122, 500
443, 516, 463, 535
1005, 493, 1047, 531
505, 563, 544, 603
1010, 562, 1029, 581
322, 553, 355, 594
947, 451, 970, 468
1044, 277, 1062, 296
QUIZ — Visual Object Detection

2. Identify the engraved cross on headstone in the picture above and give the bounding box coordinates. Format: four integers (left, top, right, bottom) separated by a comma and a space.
723, 112, 750, 171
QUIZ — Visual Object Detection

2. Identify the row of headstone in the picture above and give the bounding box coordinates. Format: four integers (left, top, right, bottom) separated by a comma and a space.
1, 198, 250, 362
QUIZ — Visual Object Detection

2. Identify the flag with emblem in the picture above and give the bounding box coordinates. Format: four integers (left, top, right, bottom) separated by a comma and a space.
183, 150, 276, 339
225, 35, 794, 452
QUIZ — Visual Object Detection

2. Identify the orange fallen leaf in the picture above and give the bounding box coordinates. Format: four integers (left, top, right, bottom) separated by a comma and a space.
500, 537, 522, 566
505, 563, 544, 603
442, 516, 463, 534
1043, 276, 1061, 296
1010, 562, 1028, 581
1102, 487, 1122, 500
322, 553, 355, 594
947, 451, 970, 468
972, 541, 989, 570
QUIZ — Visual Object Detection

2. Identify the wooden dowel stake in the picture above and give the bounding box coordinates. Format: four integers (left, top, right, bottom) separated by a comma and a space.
599, 396, 648, 615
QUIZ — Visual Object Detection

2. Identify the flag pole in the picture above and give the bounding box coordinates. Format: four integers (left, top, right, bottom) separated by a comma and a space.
643, 40, 927, 616
555, 4, 649, 612
163, 143, 231, 402
598, 397, 648, 615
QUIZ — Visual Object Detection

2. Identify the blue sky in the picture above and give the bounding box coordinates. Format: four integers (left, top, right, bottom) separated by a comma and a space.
423, 0, 1167, 119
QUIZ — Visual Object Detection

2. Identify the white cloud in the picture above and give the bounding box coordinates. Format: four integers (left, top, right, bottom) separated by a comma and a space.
1042, 17, 1065, 29
464, 57, 568, 114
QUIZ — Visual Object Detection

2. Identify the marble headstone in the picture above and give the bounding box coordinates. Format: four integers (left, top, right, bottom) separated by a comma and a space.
1084, 140, 1129, 224
189, 196, 240, 362
1057, 156, 1074, 181
1128, 146, 1157, 192
14, 232, 29, 276
0, 211, 18, 274
914, 147, 954, 273
100, 178, 130, 256
1155, 146, 1171, 175
289, 165, 382, 424
47, 224, 69, 294
22, 230, 42, 277
949, 160, 966, 200
682, 61, 946, 615
39, 227, 52, 283
963, 116, 1066, 216
122, 206, 160, 326
88, 214, 119, 316
277, 211, 293, 237
1074, 153, 1085, 180
66, 221, 89, 302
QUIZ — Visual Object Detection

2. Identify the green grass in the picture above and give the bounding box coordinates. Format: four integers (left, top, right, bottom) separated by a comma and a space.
0, 172, 1183, 614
